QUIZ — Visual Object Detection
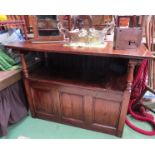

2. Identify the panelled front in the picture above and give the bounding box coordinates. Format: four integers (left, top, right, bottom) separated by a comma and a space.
28, 80, 123, 134
60, 92, 85, 126
91, 97, 121, 133
30, 82, 59, 120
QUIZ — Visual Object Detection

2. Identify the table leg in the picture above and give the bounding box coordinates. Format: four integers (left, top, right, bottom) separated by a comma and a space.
116, 60, 136, 137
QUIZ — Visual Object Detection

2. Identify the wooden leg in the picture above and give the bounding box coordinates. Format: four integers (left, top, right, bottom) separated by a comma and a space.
20, 52, 36, 117
20, 52, 29, 78
24, 79, 36, 117
116, 60, 136, 137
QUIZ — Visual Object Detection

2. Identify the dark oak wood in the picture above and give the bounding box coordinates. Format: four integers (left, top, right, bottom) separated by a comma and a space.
28, 78, 123, 135
5, 41, 153, 59
20, 53, 29, 78
31, 15, 64, 41
5, 41, 153, 137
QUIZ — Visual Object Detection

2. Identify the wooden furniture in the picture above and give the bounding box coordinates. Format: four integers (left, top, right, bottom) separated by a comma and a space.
31, 15, 64, 42
144, 15, 155, 89
116, 16, 137, 27
5, 41, 153, 137
0, 15, 28, 39
0, 69, 28, 136
0, 70, 21, 91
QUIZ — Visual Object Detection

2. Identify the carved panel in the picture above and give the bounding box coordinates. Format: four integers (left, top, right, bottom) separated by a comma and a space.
93, 98, 120, 127
28, 80, 123, 136
30, 84, 57, 118
60, 93, 84, 121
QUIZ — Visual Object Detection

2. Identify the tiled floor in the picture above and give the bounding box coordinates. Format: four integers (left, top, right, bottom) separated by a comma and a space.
1, 115, 155, 139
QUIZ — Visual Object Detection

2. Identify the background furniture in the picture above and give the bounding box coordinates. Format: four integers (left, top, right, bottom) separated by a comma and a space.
0, 70, 28, 136
0, 16, 28, 136
0, 15, 28, 40
0, 70, 21, 91
31, 15, 64, 41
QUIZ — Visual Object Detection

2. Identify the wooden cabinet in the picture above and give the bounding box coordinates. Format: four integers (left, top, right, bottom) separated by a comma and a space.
5, 41, 153, 137
31, 15, 64, 41
28, 79, 123, 135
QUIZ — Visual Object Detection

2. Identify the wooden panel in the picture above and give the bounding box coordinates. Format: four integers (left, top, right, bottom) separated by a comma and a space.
27, 78, 123, 136
60, 92, 84, 121
32, 87, 54, 114
61, 93, 72, 118
72, 95, 83, 120
93, 98, 120, 127
84, 95, 93, 125
30, 83, 58, 119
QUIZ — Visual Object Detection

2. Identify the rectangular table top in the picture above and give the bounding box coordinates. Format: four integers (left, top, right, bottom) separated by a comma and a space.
4, 41, 154, 60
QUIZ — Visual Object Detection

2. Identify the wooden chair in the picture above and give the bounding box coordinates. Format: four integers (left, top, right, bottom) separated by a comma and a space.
0, 15, 28, 39
144, 15, 155, 89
